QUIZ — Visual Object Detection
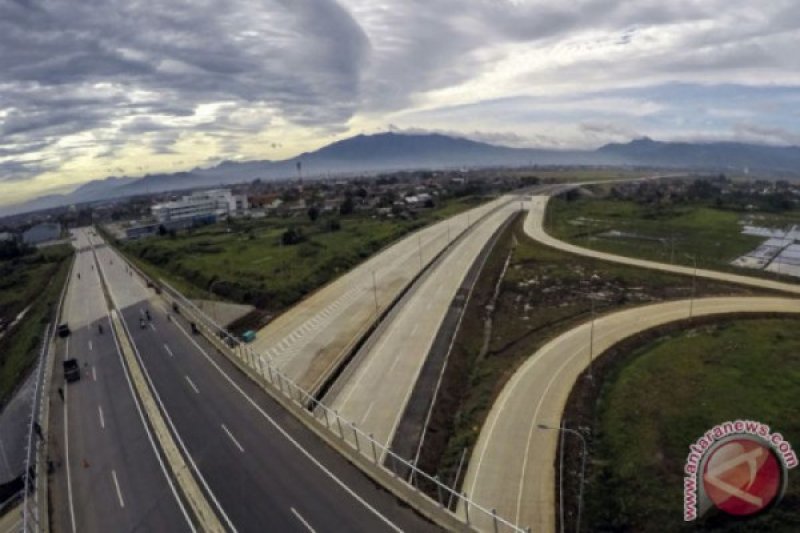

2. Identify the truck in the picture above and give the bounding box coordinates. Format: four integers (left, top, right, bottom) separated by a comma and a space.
63, 359, 81, 383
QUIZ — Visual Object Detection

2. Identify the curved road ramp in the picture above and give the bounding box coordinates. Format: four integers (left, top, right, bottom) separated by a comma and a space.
458, 196, 800, 532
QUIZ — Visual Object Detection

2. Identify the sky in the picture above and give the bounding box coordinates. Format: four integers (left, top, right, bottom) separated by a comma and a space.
2, 0, 800, 205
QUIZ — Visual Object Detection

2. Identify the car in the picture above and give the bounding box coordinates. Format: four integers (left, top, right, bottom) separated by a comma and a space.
63, 359, 80, 382
57, 323, 71, 338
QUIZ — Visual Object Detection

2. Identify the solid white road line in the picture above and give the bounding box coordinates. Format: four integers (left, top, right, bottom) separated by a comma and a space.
64, 384, 77, 533
164, 344, 174, 357
185, 376, 199, 394
98, 405, 105, 429
111, 469, 125, 508
290, 507, 317, 533
360, 402, 375, 426
65, 337, 70, 361
221, 424, 245, 453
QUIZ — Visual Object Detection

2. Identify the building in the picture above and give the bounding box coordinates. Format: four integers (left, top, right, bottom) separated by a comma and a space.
0, 232, 14, 242
151, 189, 248, 224
22, 223, 62, 245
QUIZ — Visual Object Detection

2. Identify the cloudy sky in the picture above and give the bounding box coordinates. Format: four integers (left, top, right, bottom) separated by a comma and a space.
2, 0, 800, 205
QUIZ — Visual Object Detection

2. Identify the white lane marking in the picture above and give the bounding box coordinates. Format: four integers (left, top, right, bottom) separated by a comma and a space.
65, 337, 70, 361
290, 507, 317, 533
64, 383, 77, 533
164, 344, 174, 357
172, 321, 402, 532
96, 259, 198, 533
150, 323, 157, 332
221, 424, 245, 453
410, 324, 419, 336
92, 366, 97, 382
111, 469, 125, 508
360, 402, 375, 426
185, 376, 199, 394
98, 405, 105, 429
88, 340, 93, 351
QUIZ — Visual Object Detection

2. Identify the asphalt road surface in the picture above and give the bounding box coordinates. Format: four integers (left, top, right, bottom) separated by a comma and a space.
49, 229, 191, 533
89, 232, 439, 533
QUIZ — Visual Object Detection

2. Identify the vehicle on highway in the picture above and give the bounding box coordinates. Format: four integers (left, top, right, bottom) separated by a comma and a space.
63, 359, 80, 383
57, 323, 71, 338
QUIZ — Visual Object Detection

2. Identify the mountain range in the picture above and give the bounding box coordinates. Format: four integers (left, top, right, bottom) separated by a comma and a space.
3, 132, 800, 217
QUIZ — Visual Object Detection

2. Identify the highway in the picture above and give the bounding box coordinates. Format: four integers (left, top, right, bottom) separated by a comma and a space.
49, 229, 191, 533
85, 230, 438, 532
458, 197, 800, 532
323, 199, 522, 455
250, 196, 511, 394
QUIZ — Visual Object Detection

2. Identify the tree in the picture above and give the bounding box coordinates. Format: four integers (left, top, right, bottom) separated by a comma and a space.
340, 196, 355, 215
281, 227, 304, 245
307, 205, 320, 222
158, 224, 168, 236
328, 219, 341, 232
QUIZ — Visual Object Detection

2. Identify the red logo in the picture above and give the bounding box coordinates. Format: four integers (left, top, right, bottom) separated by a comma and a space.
702, 438, 783, 516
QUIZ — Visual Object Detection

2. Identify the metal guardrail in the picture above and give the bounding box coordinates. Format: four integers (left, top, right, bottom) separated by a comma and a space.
155, 270, 527, 533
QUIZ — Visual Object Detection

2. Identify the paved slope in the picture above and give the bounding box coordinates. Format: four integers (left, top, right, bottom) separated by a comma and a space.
251, 196, 511, 393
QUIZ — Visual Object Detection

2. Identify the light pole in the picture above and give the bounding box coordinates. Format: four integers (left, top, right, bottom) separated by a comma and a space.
208, 279, 223, 323
538, 424, 587, 533
684, 253, 697, 319
371, 270, 379, 314
588, 296, 595, 380
417, 235, 423, 271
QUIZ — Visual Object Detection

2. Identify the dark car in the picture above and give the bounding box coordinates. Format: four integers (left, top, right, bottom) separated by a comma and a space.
57, 323, 71, 338
63, 359, 80, 382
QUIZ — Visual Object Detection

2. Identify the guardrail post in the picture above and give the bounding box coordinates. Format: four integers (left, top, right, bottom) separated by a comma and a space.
492, 508, 499, 533
370, 433, 378, 463
435, 476, 444, 507
335, 411, 344, 439
463, 492, 470, 524
352, 424, 360, 452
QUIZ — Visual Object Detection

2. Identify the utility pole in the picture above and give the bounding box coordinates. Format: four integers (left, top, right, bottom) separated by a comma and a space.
372, 270, 379, 314
588, 296, 595, 380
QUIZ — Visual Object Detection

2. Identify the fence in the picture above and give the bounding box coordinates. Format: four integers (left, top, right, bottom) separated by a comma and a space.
155, 277, 528, 533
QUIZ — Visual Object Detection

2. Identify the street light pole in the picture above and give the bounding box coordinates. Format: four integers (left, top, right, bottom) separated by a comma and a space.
686, 254, 697, 319
372, 270, 379, 314
208, 279, 222, 323
588, 296, 595, 380
538, 424, 587, 533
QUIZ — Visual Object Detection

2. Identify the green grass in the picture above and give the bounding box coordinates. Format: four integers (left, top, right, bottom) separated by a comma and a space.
0, 245, 73, 404
546, 196, 792, 272
586, 318, 800, 531
118, 196, 488, 313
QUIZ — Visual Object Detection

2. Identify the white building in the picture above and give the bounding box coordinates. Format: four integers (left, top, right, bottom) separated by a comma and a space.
151, 189, 248, 224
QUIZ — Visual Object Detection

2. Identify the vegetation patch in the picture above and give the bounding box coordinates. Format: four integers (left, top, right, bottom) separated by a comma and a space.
0, 244, 72, 405
561, 317, 800, 532
117, 196, 488, 329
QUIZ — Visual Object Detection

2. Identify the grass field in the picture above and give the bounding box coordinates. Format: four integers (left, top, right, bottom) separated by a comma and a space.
582, 318, 800, 531
118, 196, 487, 317
0, 245, 73, 404
416, 215, 764, 499
546, 196, 800, 273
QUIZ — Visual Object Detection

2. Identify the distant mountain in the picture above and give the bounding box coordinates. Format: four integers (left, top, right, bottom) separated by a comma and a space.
2, 132, 800, 217
598, 137, 800, 173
